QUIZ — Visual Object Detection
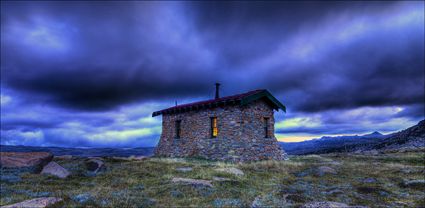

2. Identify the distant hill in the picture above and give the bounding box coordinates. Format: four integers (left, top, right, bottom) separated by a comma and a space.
281, 120, 425, 155
0, 145, 155, 157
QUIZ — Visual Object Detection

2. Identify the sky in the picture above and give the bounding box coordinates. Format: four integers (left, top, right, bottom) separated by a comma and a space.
1, 1, 424, 147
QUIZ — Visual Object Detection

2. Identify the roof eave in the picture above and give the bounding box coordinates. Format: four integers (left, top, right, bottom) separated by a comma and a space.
241, 90, 286, 113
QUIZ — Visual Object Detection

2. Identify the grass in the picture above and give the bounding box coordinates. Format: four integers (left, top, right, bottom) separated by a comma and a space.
1, 151, 424, 207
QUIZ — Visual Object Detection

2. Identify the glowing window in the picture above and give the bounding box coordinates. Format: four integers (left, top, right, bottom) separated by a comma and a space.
211, 117, 218, 138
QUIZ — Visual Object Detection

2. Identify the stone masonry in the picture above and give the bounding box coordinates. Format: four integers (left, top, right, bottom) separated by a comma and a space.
154, 99, 286, 162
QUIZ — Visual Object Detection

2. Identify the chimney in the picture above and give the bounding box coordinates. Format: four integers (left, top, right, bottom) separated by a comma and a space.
215, 83, 220, 99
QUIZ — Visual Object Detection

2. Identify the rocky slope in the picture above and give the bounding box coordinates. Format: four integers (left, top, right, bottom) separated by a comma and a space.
0, 145, 154, 157
281, 120, 425, 155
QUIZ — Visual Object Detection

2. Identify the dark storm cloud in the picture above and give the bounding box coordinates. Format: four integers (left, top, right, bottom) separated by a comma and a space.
1, 1, 423, 113
1, 1, 218, 110
1, 1, 424, 147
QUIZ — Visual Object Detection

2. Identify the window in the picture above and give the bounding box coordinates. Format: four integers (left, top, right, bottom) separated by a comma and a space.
175, 120, 181, 138
211, 117, 218, 138
264, 117, 270, 138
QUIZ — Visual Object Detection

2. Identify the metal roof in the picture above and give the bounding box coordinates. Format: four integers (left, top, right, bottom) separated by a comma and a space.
152, 89, 286, 117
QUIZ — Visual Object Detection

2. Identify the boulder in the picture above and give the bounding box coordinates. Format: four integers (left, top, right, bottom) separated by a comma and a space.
301, 201, 350, 208
0, 152, 53, 171
213, 198, 243, 207
316, 166, 337, 176
212, 177, 232, 182
85, 158, 105, 172
176, 167, 193, 172
215, 167, 244, 176
54, 155, 73, 160
402, 179, 425, 190
1, 197, 62, 208
171, 177, 213, 187
41, 161, 70, 179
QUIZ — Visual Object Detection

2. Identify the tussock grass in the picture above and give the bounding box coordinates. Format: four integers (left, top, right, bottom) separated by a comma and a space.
1, 151, 424, 207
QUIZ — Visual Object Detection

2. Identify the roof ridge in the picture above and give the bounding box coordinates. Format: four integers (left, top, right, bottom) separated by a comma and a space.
152, 89, 284, 117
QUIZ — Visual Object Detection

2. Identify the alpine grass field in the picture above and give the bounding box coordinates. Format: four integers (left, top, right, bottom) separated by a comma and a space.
1, 150, 424, 207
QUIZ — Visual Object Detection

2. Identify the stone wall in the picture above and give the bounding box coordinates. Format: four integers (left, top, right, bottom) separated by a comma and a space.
154, 99, 286, 162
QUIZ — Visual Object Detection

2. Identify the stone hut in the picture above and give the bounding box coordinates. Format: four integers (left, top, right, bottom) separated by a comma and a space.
152, 84, 287, 162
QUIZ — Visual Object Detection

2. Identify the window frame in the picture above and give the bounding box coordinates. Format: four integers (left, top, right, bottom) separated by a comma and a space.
264, 117, 270, 138
210, 117, 218, 138
175, 120, 182, 139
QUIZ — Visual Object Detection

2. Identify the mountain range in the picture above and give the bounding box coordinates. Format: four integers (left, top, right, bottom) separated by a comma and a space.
280, 120, 425, 155
1, 120, 423, 157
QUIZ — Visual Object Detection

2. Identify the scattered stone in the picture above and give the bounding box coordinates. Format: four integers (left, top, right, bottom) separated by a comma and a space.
170, 190, 184, 198
301, 201, 351, 208
111, 156, 148, 161
176, 167, 193, 172
54, 155, 73, 160
0, 152, 53, 170
213, 198, 243, 207
85, 158, 105, 173
401, 179, 425, 190
251, 195, 263, 208
171, 177, 213, 187
364, 150, 379, 155
71, 193, 93, 204
212, 177, 232, 182
362, 178, 377, 183
215, 167, 244, 176
131, 155, 148, 160
251, 194, 289, 208
1, 197, 62, 208
316, 166, 337, 176
41, 161, 70, 179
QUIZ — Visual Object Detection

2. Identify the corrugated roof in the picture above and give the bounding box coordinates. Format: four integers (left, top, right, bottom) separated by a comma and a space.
152, 89, 285, 117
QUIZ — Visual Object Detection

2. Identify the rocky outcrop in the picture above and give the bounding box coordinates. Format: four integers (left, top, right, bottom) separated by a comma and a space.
316, 166, 337, 176
0, 152, 53, 171
215, 167, 244, 176
85, 158, 105, 173
176, 167, 193, 172
1, 197, 62, 208
171, 177, 213, 187
41, 161, 70, 179
54, 155, 73, 160
301, 201, 353, 208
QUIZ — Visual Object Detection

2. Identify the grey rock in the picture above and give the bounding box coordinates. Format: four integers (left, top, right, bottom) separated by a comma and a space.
176, 167, 193, 172
215, 167, 244, 176
316, 166, 337, 176
302, 201, 353, 208
71, 193, 93, 204
171, 177, 213, 187
41, 162, 70, 179
213, 198, 243, 208
85, 158, 105, 173
1, 197, 62, 208
362, 178, 377, 183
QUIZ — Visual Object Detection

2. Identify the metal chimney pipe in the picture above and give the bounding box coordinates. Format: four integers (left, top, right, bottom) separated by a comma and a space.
215, 83, 220, 99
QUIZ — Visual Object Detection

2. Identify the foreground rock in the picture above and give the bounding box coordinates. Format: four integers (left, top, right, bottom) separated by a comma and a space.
215, 167, 244, 176
316, 166, 337, 176
54, 155, 73, 160
111, 156, 148, 161
85, 158, 105, 173
1, 197, 62, 208
171, 177, 213, 187
41, 161, 70, 179
301, 201, 352, 208
176, 167, 193, 172
401, 179, 425, 190
0, 152, 53, 171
